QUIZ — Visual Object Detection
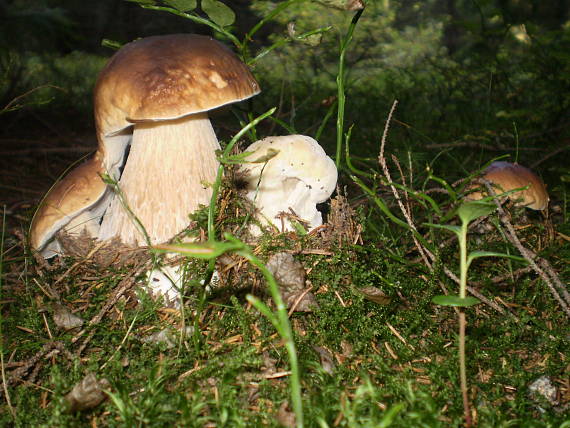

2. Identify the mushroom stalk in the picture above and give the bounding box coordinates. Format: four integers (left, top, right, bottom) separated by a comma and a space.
98, 113, 220, 246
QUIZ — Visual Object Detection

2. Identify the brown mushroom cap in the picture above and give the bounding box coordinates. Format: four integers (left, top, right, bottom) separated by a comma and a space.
94, 34, 260, 138
30, 154, 107, 256
467, 161, 549, 210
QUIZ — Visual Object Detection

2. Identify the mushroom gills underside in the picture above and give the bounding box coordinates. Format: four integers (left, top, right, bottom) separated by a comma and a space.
39, 193, 111, 258
247, 177, 322, 234
98, 113, 220, 246
100, 129, 132, 180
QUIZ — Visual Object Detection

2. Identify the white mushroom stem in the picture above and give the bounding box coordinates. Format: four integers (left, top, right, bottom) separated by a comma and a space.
98, 113, 220, 246
144, 264, 220, 308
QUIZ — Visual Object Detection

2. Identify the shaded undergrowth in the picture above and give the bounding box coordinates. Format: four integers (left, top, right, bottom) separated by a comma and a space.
0, 183, 569, 426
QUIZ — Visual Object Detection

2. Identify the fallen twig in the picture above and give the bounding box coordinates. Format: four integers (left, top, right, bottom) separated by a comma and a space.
376, 101, 510, 317
0, 341, 72, 396
424, 141, 541, 151
72, 263, 148, 355
484, 181, 570, 318
378, 101, 432, 270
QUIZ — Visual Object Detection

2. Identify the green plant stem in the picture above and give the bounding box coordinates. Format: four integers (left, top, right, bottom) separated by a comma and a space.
315, 100, 337, 141
203, 107, 275, 286
240, 250, 303, 428
207, 107, 276, 242
248, 26, 332, 66
243, 0, 306, 62
459, 312, 472, 428
141, 5, 242, 50
352, 175, 434, 252
458, 220, 471, 427
345, 126, 374, 178
459, 221, 468, 299
335, 9, 363, 168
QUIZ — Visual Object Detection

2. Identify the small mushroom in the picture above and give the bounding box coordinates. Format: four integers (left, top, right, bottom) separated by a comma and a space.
240, 135, 337, 234
467, 161, 549, 210
30, 152, 109, 258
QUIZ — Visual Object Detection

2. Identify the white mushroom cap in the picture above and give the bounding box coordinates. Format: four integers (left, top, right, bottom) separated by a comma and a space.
467, 161, 549, 210
240, 135, 337, 234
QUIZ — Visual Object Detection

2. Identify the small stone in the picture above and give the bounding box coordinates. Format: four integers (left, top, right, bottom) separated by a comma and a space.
65, 373, 110, 413
528, 376, 558, 410
52, 303, 84, 330
141, 326, 195, 349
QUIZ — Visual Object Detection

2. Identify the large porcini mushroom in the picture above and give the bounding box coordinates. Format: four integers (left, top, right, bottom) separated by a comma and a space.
467, 161, 549, 210
30, 34, 259, 258
96, 34, 260, 246
240, 135, 337, 234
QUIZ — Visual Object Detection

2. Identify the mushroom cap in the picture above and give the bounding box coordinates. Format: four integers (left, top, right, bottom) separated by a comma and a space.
242, 135, 338, 203
468, 161, 549, 210
30, 154, 108, 254
94, 34, 261, 139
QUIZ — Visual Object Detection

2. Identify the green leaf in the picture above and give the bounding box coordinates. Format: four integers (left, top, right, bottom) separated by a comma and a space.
163, 0, 197, 12
153, 240, 243, 259
290, 220, 308, 236
457, 201, 496, 225
126, 0, 156, 5
424, 223, 461, 236
201, 0, 235, 27
248, 148, 280, 163
432, 295, 481, 307
101, 39, 124, 50
246, 295, 280, 331
218, 151, 254, 165
467, 251, 526, 268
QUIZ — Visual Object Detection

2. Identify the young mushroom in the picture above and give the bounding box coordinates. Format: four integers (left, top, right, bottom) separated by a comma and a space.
240, 135, 337, 234
466, 161, 549, 210
96, 34, 260, 246
29, 152, 109, 258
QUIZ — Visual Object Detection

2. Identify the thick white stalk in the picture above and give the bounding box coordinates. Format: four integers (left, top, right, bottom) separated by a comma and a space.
99, 113, 219, 246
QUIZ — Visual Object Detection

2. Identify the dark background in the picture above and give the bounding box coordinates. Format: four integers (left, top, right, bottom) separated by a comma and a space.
1, 0, 569, 228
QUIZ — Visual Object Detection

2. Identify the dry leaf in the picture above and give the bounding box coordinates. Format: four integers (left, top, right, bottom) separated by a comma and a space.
357, 286, 391, 305
283, 288, 318, 312
276, 401, 296, 427
313, 346, 336, 374
65, 373, 110, 413
266, 253, 318, 312
266, 253, 305, 291
53, 303, 84, 330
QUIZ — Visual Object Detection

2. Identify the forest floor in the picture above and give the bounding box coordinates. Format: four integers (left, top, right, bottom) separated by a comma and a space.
0, 116, 569, 427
